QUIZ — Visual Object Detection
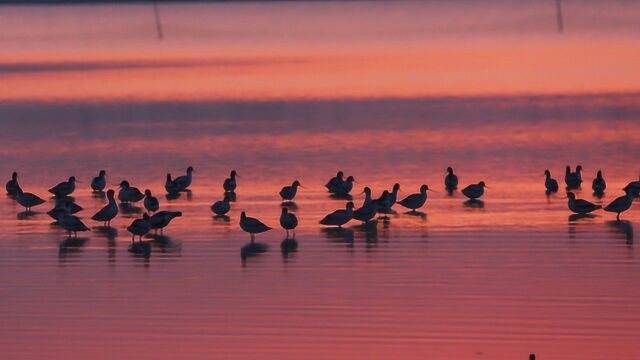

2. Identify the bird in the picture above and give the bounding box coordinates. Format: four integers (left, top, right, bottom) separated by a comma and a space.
240, 211, 272, 242
164, 173, 180, 194
604, 189, 634, 220
398, 184, 429, 211
564, 165, 582, 189
16, 187, 45, 212
544, 170, 559, 192
445, 167, 458, 190
127, 213, 151, 241
223, 170, 238, 192
325, 171, 344, 192
90, 170, 106, 192
5, 171, 20, 196
461, 181, 486, 199
320, 202, 355, 227
149, 210, 182, 234
375, 183, 400, 213
592, 170, 606, 194
280, 207, 298, 238
353, 194, 377, 224
143, 189, 159, 213
211, 197, 231, 216
48, 176, 76, 197
118, 180, 144, 203
91, 189, 118, 226
332, 176, 355, 195
567, 192, 601, 214
171, 166, 194, 192
47, 197, 82, 221
279, 180, 302, 201
57, 213, 90, 238
624, 176, 640, 196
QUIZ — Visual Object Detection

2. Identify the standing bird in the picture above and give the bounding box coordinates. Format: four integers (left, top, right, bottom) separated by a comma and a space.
223, 170, 238, 193
398, 184, 429, 211
592, 170, 606, 194
565, 165, 582, 189
91, 170, 107, 192
127, 213, 151, 241
567, 192, 601, 214
57, 213, 90, 238
164, 173, 180, 194
16, 187, 45, 212
544, 170, 559, 193
172, 166, 194, 192
149, 210, 182, 234
47, 197, 82, 221
280, 208, 298, 238
279, 180, 302, 201
144, 189, 159, 213
353, 189, 377, 224
624, 176, 640, 197
211, 197, 231, 216
240, 211, 272, 242
6, 171, 20, 196
333, 176, 355, 195
48, 176, 76, 197
445, 167, 458, 191
325, 171, 344, 192
320, 202, 355, 227
462, 181, 486, 200
91, 189, 118, 226
604, 189, 634, 220
118, 181, 144, 203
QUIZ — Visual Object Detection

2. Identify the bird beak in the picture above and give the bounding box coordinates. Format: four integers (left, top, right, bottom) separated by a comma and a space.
428, 189, 437, 193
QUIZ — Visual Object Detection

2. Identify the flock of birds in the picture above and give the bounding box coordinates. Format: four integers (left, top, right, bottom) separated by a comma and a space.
5, 165, 640, 258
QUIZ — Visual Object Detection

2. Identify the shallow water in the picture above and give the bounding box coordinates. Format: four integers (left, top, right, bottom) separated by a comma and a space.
2, 1, 640, 360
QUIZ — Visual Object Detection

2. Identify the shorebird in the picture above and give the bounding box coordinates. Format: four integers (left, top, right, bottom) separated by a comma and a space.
461, 181, 486, 200
149, 210, 182, 234
57, 213, 90, 238
280, 207, 298, 238
49, 176, 76, 197
398, 184, 429, 211
91, 170, 106, 192
144, 189, 159, 213
320, 202, 354, 227
445, 167, 458, 190
16, 187, 45, 212
48, 197, 82, 221
172, 166, 194, 191
91, 189, 118, 226
565, 165, 582, 189
353, 202, 377, 223
223, 170, 238, 193
164, 174, 180, 194
544, 170, 559, 192
5, 172, 20, 196
332, 176, 355, 195
567, 192, 601, 214
118, 181, 144, 203
127, 213, 151, 241
240, 211, 271, 242
279, 180, 302, 201
625, 176, 640, 196
385, 183, 401, 210
592, 170, 606, 194
604, 189, 634, 220
211, 197, 231, 216
325, 171, 344, 192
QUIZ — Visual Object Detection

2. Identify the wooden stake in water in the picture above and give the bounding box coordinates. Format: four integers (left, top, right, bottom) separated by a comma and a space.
555, 0, 564, 33
153, 0, 164, 40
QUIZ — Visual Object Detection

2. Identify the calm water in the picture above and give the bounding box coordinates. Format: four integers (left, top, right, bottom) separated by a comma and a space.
2, 1, 640, 359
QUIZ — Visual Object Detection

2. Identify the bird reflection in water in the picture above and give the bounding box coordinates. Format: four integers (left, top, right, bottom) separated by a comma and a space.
165, 189, 192, 201
607, 220, 634, 244
212, 215, 231, 223
280, 201, 298, 212
463, 199, 485, 209
17, 210, 40, 220
93, 226, 118, 261
119, 203, 143, 215
567, 213, 597, 239
224, 191, 237, 202
241, 242, 268, 261
281, 237, 298, 256
58, 237, 89, 258
404, 210, 427, 221
146, 233, 182, 254
321, 227, 354, 246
